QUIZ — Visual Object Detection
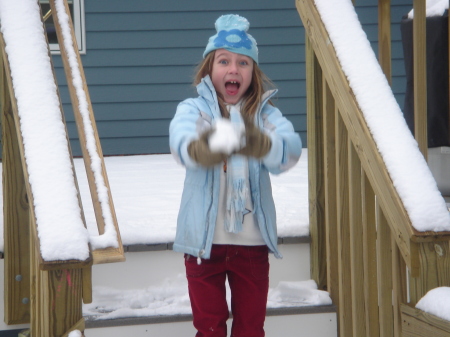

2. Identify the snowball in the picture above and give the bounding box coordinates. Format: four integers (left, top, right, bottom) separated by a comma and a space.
208, 119, 244, 155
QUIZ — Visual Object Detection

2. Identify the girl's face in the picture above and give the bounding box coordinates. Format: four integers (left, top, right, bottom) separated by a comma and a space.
211, 49, 254, 104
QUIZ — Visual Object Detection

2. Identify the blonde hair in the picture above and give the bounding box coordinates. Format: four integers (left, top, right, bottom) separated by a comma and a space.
194, 51, 275, 119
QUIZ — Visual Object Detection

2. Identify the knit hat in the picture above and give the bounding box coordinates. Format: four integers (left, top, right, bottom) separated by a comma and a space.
203, 14, 258, 64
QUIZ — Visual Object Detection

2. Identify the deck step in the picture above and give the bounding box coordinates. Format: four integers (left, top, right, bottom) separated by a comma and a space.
84, 305, 337, 337
0, 237, 338, 336
92, 237, 312, 291
82, 238, 337, 336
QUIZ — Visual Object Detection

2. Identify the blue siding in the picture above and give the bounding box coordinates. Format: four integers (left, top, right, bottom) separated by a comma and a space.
50, 0, 414, 156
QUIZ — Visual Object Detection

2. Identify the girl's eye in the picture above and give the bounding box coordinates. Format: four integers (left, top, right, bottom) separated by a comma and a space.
239, 61, 248, 66
219, 60, 228, 65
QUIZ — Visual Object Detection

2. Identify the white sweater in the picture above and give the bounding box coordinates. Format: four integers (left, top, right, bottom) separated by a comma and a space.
213, 169, 266, 246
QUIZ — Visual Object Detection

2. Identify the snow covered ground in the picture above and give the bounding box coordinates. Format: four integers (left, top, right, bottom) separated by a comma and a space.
0, 150, 309, 252
75, 150, 309, 247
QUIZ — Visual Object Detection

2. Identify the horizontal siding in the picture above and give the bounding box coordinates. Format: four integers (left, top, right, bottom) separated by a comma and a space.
61, 97, 307, 122
86, 9, 302, 31
47, 0, 413, 156
54, 45, 305, 68
52, 0, 307, 155
85, 0, 298, 13
85, 28, 303, 50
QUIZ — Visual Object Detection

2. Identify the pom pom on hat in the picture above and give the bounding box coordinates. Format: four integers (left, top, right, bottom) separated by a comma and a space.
203, 14, 258, 64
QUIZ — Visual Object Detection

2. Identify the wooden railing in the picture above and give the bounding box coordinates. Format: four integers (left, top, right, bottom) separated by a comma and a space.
297, 0, 450, 336
0, 0, 124, 335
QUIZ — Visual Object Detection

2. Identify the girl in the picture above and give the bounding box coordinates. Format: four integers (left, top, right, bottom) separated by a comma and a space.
169, 14, 302, 337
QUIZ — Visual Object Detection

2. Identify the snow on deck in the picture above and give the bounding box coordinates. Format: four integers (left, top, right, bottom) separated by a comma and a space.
0, 151, 309, 251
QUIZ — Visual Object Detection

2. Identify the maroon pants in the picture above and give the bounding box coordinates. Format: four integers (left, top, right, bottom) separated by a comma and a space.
185, 244, 269, 337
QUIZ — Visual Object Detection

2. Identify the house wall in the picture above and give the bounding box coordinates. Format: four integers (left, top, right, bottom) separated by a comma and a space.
50, 0, 413, 156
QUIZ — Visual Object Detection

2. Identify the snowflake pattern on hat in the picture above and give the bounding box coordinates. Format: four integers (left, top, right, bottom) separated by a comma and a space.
214, 29, 253, 50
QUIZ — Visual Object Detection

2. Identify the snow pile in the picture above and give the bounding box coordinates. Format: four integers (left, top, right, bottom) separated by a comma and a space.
53, 0, 118, 250
83, 276, 331, 320
314, 0, 450, 231
209, 119, 244, 155
68, 330, 82, 337
0, 0, 89, 261
408, 0, 449, 18
267, 280, 332, 307
416, 287, 450, 321
83, 275, 192, 320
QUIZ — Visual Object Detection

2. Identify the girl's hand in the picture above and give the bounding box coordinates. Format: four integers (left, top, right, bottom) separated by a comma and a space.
188, 130, 228, 167
237, 123, 271, 159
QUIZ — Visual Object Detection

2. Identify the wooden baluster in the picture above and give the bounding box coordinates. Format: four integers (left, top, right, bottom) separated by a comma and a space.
377, 205, 394, 337
349, 141, 366, 336
362, 174, 379, 337
323, 77, 339, 307
336, 111, 353, 336
306, 36, 327, 291
392, 235, 407, 337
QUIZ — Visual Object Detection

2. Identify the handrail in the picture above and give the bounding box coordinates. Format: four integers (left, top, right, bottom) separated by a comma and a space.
49, 0, 125, 265
297, 0, 450, 336
0, 0, 124, 334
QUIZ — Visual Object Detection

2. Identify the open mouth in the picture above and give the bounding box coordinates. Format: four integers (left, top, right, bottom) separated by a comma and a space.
225, 80, 240, 96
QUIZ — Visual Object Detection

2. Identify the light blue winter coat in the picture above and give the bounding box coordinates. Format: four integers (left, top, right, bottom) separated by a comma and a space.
169, 76, 302, 259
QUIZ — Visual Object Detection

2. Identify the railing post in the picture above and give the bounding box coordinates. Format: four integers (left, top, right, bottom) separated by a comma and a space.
0, 31, 31, 326
349, 141, 366, 336
409, 241, 450, 305
413, 0, 428, 158
376, 205, 394, 336
336, 111, 353, 337
391, 235, 407, 337
306, 36, 327, 291
378, 0, 392, 83
362, 174, 380, 337
322, 78, 339, 306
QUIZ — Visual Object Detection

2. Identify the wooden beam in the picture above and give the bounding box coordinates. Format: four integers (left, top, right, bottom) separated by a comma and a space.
349, 141, 366, 336
30, 224, 84, 337
402, 303, 450, 336
336, 111, 353, 336
322, 77, 339, 305
48, 0, 125, 264
413, 0, 428, 158
378, 0, 392, 83
306, 36, 327, 291
376, 205, 394, 336
392, 235, 408, 337
0, 32, 31, 326
362, 173, 380, 337
409, 241, 450, 305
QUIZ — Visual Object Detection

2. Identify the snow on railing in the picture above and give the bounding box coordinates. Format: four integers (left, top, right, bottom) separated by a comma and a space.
314, 0, 450, 232
53, 0, 119, 250
0, 0, 90, 261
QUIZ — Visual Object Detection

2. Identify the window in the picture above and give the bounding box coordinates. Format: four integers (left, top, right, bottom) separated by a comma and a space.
40, 0, 86, 54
